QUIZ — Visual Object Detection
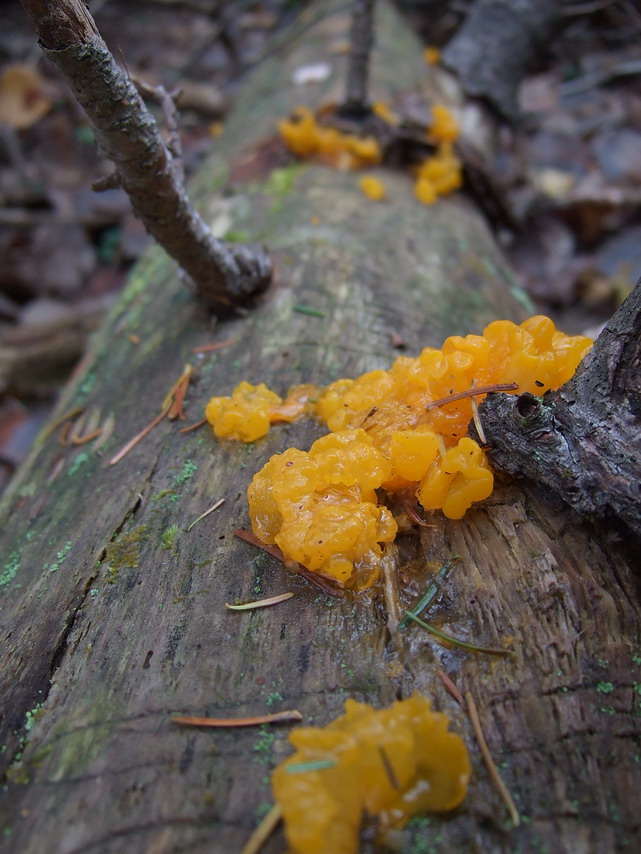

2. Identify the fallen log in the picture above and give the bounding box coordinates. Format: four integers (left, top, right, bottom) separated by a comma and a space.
1, 3, 639, 853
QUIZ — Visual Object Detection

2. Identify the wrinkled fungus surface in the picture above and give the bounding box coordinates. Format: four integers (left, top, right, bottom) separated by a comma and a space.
206, 317, 591, 588
272, 694, 470, 854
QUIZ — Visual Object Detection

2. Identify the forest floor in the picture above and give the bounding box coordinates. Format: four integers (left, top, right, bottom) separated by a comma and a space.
1, 0, 640, 493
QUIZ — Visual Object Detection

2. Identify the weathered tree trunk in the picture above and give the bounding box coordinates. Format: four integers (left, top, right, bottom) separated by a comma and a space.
1, 4, 639, 853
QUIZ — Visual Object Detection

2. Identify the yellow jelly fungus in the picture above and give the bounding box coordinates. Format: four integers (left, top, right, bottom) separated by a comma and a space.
205, 381, 282, 442
272, 694, 470, 854
414, 177, 438, 205
278, 106, 381, 169
248, 430, 397, 589
429, 105, 459, 144
207, 317, 592, 586
372, 100, 399, 125
359, 175, 386, 201
423, 46, 441, 66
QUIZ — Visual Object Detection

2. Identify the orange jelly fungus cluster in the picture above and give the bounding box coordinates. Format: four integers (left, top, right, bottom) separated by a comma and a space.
205, 317, 591, 588
278, 102, 463, 204
277, 106, 381, 169
272, 694, 470, 854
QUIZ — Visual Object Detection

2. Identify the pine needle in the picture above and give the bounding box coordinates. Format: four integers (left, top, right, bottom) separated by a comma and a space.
398, 556, 460, 630
465, 691, 520, 827
437, 668, 464, 705
233, 529, 345, 598
285, 759, 337, 774
226, 592, 294, 611
109, 401, 172, 465
470, 379, 487, 444
38, 406, 83, 444
171, 710, 303, 728
403, 611, 514, 657
192, 338, 238, 354
185, 498, 225, 531
425, 382, 518, 411
241, 804, 282, 854
180, 418, 207, 434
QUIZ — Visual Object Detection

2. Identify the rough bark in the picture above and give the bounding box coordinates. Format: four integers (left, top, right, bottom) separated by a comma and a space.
478, 278, 641, 537
1, 3, 640, 854
20, 0, 271, 308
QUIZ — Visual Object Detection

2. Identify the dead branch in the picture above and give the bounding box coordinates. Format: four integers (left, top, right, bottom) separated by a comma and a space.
19, 0, 272, 309
477, 278, 641, 537
338, 0, 376, 120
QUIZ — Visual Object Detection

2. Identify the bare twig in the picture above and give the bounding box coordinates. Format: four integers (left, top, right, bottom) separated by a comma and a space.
19, 0, 271, 309
132, 77, 185, 182
339, 0, 375, 119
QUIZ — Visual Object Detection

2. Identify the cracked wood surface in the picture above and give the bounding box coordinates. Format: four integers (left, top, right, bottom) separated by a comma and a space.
1, 3, 640, 853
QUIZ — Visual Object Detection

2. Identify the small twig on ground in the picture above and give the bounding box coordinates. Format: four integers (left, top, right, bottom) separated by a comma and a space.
19, 0, 271, 309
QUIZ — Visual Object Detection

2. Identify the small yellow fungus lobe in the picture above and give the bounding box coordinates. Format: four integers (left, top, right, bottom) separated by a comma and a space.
414, 106, 462, 203
359, 175, 386, 201
372, 100, 399, 125
429, 105, 459, 144
278, 106, 381, 169
272, 694, 470, 854
205, 381, 282, 442
248, 430, 397, 589
423, 46, 441, 66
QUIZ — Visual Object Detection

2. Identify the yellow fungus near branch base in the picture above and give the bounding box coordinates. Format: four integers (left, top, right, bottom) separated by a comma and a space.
205, 316, 592, 589
272, 694, 470, 854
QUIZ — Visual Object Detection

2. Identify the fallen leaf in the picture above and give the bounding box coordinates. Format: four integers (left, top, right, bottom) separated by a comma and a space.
0, 64, 53, 130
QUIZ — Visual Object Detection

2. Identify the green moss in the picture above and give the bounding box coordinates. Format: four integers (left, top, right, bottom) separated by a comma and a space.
69, 452, 91, 476
253, 727, 275, 765
44, 541, 73, 574
105, 525, 147, 583
0, 551, 20, 589
263, 164, 302, 197
152, 489, 176, 502
599, 706, 616, 715
17, 483, 36, 499
5, 763, 29, 785
224, 229, 250, 243
174, 460, 198, 486
266, 692, 283, 707
597, 681, 614, 694
24, 704, 44, 732
161, 525, 180, 552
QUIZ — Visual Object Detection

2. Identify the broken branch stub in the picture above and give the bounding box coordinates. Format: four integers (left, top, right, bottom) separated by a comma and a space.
477, 278, 641, 537
19, 0, 271, 308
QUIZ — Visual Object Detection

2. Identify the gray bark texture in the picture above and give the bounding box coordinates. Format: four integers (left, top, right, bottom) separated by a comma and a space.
1, 3, 640, 854
478, 278, 641, 537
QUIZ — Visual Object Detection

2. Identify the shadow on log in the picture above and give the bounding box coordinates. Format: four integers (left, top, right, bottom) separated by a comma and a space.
1, 3, 640, 853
